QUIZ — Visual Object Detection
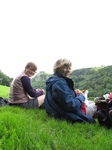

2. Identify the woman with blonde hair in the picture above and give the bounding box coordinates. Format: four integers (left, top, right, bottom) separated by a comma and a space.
9, 62, 45, 108
44, 58, 95, 123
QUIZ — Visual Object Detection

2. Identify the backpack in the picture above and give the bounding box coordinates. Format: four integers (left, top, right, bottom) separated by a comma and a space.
94, 95, 112, 129
0, 97, 9, 106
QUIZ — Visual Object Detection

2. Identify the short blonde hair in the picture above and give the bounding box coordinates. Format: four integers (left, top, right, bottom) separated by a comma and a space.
53, 58, 72, 74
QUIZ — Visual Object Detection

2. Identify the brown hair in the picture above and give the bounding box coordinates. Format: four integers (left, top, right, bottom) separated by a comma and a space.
25, 62, 37, 72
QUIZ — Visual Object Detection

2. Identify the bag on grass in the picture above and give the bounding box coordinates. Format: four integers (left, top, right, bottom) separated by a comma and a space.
94, 95, 112, 129
0, 97, 9, 106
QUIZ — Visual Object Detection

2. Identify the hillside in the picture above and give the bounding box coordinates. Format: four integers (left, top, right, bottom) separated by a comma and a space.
70, 65, 112, 97
1, 65, 112, 98
32, 65, 112, 97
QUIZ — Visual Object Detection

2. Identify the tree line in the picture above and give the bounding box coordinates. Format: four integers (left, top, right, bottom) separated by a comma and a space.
0, 70, 13, 86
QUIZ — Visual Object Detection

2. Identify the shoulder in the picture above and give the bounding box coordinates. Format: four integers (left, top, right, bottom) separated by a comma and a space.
52, 77, 67, 87
21, 76, 30, 83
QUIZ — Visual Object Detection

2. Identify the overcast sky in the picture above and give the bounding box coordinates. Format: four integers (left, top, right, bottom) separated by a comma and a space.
0, 0, 112, 78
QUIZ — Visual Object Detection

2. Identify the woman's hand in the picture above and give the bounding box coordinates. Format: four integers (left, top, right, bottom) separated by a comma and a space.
36, 89, 41, 92
75, 89, 83, 96
36, 89, 45, 94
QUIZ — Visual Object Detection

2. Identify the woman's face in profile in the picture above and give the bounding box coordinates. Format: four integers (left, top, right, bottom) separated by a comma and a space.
61, 65, 71, 77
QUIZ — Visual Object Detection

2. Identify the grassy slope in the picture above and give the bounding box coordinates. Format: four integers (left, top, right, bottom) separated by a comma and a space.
0, 85, 112, 150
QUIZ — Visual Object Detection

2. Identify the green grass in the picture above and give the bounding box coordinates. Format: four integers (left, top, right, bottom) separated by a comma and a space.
0, 85, 10, 98
0, 85, 112, 150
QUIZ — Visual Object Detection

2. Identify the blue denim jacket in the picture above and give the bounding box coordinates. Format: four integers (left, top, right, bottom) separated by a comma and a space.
44, 73, 95, 123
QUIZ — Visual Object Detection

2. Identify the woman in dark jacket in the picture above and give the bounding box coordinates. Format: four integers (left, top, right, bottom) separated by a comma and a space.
44, 58, 95, 123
